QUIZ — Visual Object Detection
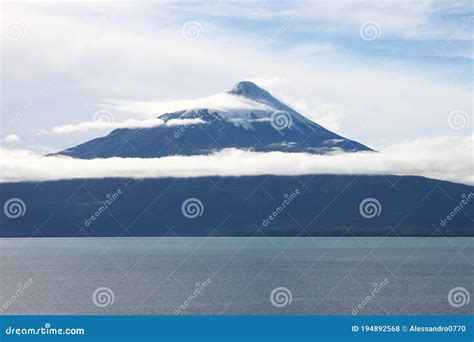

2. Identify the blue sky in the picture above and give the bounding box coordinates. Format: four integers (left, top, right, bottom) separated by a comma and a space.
1, 1, 472, 152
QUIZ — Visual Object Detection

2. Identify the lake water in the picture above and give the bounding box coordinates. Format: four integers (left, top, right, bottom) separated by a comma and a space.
0, 237, 472, 315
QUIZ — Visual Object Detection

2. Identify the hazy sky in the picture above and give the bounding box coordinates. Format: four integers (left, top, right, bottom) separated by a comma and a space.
1, 1, 472, 153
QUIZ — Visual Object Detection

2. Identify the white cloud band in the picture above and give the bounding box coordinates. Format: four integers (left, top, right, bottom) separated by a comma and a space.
1, 136, 472, 185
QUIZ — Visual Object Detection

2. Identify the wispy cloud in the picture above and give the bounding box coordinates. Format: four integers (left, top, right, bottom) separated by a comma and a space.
3, 134, 21, 144
40, 118, 205, 135
37, 92, 273, 135
102, 93, 274, 117
1, 136, 472, 185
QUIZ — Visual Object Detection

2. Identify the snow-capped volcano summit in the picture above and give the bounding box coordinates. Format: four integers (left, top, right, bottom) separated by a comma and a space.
228, 81, 280, 103
158, 81, 314, 131
54, 81, 372, 159
228, 81, 312, 122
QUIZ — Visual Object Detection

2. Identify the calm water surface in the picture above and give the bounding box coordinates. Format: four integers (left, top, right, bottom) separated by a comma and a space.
0, 237, 472, 315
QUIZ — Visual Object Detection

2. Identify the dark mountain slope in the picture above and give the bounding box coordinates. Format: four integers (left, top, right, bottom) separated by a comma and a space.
1, 175, 471, 237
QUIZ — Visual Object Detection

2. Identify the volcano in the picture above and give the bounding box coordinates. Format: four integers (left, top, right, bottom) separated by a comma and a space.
2, 82, 472, 237
52, 81, 372, 159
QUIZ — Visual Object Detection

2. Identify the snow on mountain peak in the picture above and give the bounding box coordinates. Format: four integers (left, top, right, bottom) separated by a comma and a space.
157, 82, 294, 128
53, 80, 373, 159
228, 81, 275, 101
